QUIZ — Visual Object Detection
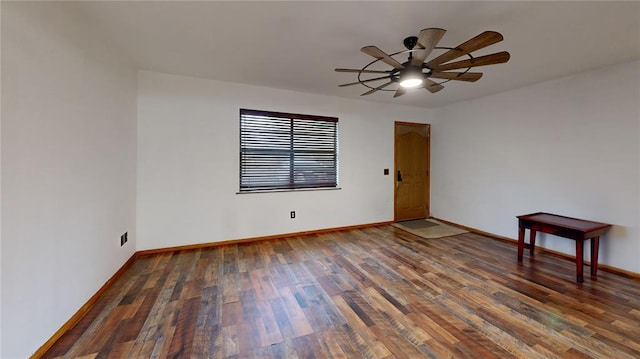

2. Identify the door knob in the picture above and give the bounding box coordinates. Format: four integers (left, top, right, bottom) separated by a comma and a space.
397, 170, 403, 182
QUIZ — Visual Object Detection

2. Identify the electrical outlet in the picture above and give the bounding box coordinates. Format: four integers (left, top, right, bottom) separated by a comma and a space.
120, 234, 125, 246
290, 211, 296, 219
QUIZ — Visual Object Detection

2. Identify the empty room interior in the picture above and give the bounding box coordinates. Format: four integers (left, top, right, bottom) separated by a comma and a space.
2, 1, 640, 358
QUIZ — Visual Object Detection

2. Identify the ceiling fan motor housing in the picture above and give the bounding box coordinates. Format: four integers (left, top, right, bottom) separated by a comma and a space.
392, 65, 430, 84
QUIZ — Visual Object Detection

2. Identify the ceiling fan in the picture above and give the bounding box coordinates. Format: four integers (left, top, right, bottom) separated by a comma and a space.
335, 28, 510, 97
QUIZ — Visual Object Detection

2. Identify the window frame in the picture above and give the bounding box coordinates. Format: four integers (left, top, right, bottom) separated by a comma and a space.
239, 108, 339, 193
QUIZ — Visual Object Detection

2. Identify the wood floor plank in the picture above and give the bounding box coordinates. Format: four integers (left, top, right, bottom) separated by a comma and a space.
166, 296, 200, 358
42, 225, 640, 358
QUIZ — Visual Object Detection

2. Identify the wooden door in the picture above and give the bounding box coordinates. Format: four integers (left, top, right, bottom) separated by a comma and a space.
394, 122, 430, 221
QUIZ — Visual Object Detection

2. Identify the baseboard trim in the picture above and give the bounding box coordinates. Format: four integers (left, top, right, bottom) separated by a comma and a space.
431, 216, 640, 280
31, 252, 139, 358
136, 221, 393, 257
431, 217, 515, 243
32, 221, 392, 357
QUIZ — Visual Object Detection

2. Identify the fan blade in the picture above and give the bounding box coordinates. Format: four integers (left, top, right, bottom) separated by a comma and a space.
432, 52, 510, 71
393, 87, 407, 98
335, 68, 391, 74
361, 81, 394, 96
426, 31, 504, 67
361, 46, 404, 70
425, 79, 444, 93
411, 28, 446, 66
430, 71, 483, 82
338, 75, 391, 87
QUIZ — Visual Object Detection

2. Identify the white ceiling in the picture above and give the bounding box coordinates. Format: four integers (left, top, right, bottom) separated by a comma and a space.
74, 1, 640, 109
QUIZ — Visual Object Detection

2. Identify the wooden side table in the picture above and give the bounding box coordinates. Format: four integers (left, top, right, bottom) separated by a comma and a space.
517, 212, 611, 283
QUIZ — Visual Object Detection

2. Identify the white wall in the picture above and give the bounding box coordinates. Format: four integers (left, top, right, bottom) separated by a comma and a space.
430, 60, 640, 273
0, 3, 3, 355
1, 2, 137, 357
137, 71, 430, 250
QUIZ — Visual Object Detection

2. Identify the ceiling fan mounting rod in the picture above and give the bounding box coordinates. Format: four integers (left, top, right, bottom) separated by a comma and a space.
403, 36, 418, 61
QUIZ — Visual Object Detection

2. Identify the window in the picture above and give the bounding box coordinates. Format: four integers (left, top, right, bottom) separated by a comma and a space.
240, 109, 338, 192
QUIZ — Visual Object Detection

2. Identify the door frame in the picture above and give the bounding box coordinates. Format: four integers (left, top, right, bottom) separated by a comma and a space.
394, 121, 431, 222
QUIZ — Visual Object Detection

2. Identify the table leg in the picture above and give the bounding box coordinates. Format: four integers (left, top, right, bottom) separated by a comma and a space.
591, 236, 600, 277
576, 239, 584, 283
529, 229, 537, 256
517, 226, 525, 261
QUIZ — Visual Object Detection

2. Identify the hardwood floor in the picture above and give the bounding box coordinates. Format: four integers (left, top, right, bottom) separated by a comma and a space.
43, 225, 640, 358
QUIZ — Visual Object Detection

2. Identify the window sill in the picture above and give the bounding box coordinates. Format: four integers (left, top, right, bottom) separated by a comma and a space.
236, 187, 342, 195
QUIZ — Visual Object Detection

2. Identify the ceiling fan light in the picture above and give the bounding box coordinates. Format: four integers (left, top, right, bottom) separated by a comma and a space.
399, 77, 423, 88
